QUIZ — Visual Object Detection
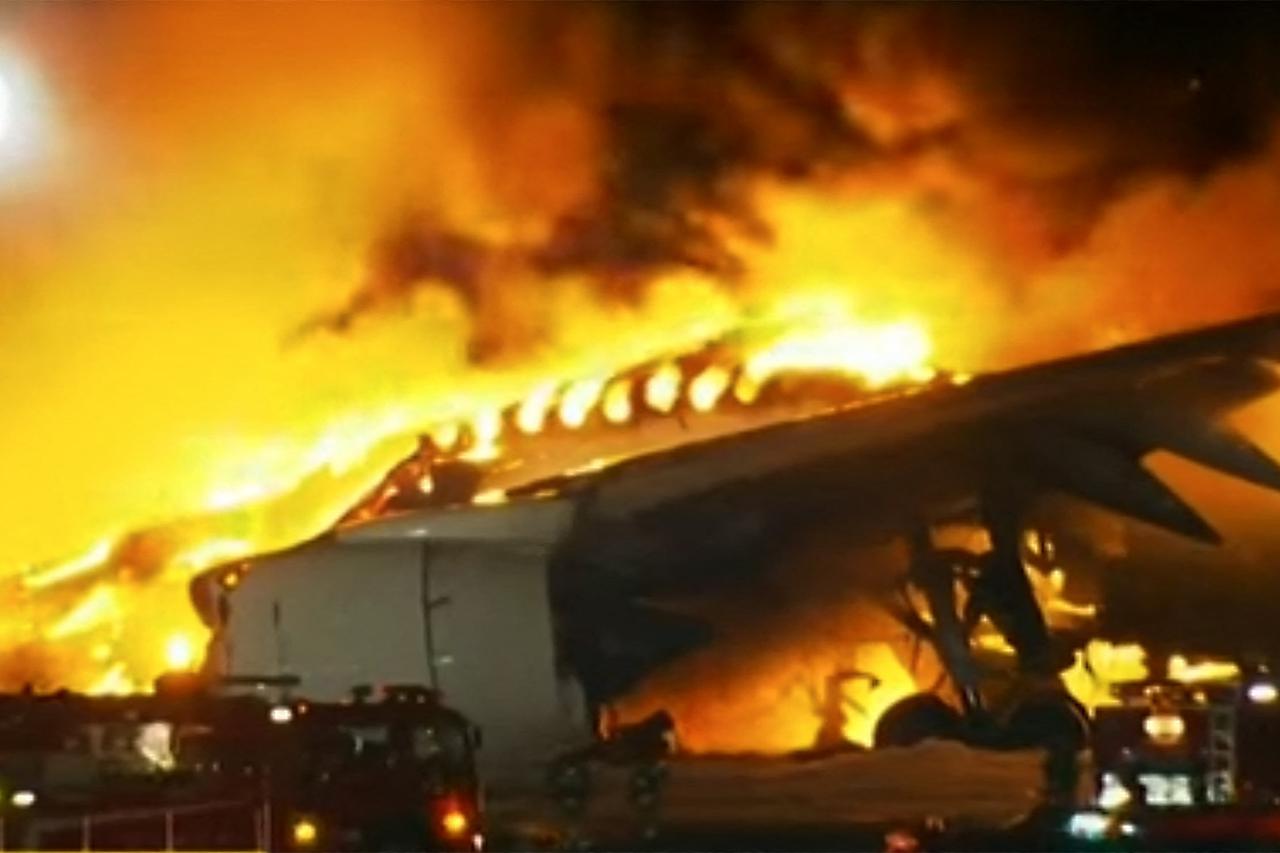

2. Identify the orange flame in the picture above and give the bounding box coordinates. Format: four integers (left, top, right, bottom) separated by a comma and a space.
6, 2, 1280, 702
558, 377, 607, 429
462, 409, 504, 462
0, 6, 991, 695
23, 538, 115, 591
16, 305, 944, 692
602, 378, 634, 425
688, 365, 731, 413
744, 315, 934, 389
44, 586, 120, 641
516, 382, 558, 435
644, 362, 684, 414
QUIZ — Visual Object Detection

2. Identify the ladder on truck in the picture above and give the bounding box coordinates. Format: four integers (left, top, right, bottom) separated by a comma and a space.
1205, 698, 1237, 805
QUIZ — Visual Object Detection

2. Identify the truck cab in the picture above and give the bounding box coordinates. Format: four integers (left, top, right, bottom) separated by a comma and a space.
1077, 667, 1280, 847
278, 684, 483, 851
0, 682, 484, 851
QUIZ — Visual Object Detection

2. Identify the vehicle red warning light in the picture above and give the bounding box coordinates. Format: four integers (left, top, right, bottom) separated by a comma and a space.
441, 806, 470, 837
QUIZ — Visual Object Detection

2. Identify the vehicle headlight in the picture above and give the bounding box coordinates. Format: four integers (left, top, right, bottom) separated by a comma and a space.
1066, 811, 1111, 841
291, 817, 318, 847
1248, 681, 1278, 704
1096, 772, 1132, 811
1143, 712, 1185, 745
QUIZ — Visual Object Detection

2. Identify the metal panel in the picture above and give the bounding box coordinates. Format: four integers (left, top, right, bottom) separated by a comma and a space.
426, 541, 588, 784
216, 535, 587, 787
221, 538, 431, 700
337, 499, 575, 546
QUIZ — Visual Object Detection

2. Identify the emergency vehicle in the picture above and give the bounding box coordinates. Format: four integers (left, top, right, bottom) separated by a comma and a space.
1068, 664, 1280, 846
0, 677, 483, 851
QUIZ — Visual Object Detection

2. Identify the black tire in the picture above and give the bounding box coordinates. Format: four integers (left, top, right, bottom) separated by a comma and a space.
873, 693, 963, 748
1001, 693, 1091, 805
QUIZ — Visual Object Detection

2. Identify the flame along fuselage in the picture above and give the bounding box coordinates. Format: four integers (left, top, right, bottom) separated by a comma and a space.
191, 311, 1280, 762
345, 345, 954, 527
21, 310, 1280, 715
10, 313, 940, 696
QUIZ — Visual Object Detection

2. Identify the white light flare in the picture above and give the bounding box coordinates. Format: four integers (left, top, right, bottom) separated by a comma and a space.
558, 377, 606, 429
0, 49, 51, 178
1248, 681, 1278, 704
745, 319, 934, 389
0, 70, 12, 144
23, 537, 115, 590
164, 632, 196, 672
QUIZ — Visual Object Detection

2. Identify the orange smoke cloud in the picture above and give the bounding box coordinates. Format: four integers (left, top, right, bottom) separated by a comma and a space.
0, 4, 608, 570
1003, 134, 1280, 365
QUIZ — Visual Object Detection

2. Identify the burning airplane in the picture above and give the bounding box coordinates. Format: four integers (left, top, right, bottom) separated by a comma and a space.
183, 311, 1280, 792
5, 5, 1280, 817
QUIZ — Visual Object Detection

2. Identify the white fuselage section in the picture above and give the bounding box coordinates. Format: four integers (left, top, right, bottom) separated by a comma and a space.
203, 498, 587, 786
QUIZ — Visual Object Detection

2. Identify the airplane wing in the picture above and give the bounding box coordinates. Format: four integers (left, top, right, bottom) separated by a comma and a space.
547, 312, 1280, 705
582, 311, 1280, 546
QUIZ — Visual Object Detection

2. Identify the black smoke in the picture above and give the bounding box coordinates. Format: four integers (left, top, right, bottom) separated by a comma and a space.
304, 4, 1280, 362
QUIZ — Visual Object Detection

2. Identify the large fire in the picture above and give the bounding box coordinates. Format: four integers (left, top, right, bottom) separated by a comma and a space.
11, 300, 942, 695
5, 4, 1280, 721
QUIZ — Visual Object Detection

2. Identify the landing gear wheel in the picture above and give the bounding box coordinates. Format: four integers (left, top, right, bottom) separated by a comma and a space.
873, 693, 962, 748
1001, 693, 1091, 805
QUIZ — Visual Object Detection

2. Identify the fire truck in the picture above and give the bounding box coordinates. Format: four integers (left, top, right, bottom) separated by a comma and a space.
1067, 664, 1280, 846
0, 676, 483, 851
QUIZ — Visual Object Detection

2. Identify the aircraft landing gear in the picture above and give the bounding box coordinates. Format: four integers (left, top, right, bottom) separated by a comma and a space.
1001, 691, 1090, 805
884, 485, 1090, 804
873, 693, 963, 749
872, 689, 1086, 750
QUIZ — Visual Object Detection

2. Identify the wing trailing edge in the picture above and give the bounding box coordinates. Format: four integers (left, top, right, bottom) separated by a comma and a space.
1021, 428, 1222, 544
